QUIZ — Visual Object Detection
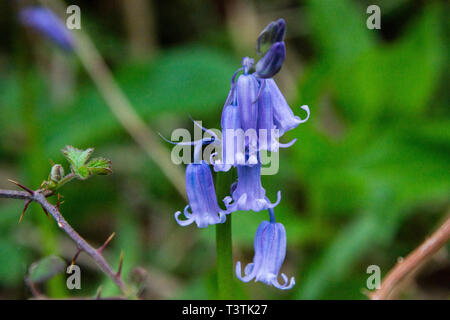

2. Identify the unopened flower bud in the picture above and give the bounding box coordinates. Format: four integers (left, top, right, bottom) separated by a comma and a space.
255, 42, 286, 79
256, 18, 286, 56
50, 164, 65, 182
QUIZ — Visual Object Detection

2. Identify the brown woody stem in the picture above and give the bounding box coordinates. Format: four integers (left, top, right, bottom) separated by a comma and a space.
0, 188, 128, 295
370, 215, 450, 300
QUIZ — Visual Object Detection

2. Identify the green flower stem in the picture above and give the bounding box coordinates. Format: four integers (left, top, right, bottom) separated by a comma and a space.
215, 170, 234, 299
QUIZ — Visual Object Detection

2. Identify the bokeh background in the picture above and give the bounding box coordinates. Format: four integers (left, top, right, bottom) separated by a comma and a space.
0, 0, 449, 299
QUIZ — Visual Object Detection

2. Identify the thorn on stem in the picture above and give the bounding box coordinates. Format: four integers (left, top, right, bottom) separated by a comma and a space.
40, 205, 51, 220
116, 250, 124, 278
98, 232, 116, 253
19, 199, 32, 223
56, 193, 65, 211
8, 179, 34, 195
70, 248, 82, 272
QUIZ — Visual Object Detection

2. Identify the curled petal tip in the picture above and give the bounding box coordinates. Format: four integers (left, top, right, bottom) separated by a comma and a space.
279, 138, 297, 149
174, 210, 194, 227
236, 261, 255, 282
273, 274, 295, 290
268, 191, 282, 209
235, 261, 242, 278
298, 105, 310, 123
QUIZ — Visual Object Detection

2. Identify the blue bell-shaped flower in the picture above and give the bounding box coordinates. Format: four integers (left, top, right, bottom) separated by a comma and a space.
265, 79, 310, 136
257, 80, 297, 152
212, 103, 246, 171
175, 161, 227, 228
236, 72, 259, 164
236, 218, 295, 290
224, 163, 281, 213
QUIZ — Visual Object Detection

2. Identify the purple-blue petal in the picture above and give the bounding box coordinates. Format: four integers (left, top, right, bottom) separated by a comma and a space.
235, 220, 295, 290
266, 79, 309, 136
213, 104, 245, 171
225, 164, 280, 213
19, 7, 74, 51
177, 161, 226, 228
237, 74, 259, 134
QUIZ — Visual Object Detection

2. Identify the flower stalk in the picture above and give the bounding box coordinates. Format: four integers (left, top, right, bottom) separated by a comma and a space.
215, 171, 234, 299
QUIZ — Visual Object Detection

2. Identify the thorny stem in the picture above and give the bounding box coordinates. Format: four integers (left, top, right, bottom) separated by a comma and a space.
370, 215, 450, 300
0, 188, 128, 296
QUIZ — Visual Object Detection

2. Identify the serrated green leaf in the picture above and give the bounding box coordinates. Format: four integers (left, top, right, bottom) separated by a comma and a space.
62, 145, 94, 169
74, 165, 91, 180
61, 145, 94, 179
28, 255, 66, 284
87, 157, 113, 175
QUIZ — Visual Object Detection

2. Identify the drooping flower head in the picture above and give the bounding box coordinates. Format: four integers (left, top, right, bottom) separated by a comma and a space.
224, 162, 281, 213
266, 79, 310, 137
236, 213, 295, 290
257, 79, 298, 152
19, 6, 75, 51
175, 161, 226, 228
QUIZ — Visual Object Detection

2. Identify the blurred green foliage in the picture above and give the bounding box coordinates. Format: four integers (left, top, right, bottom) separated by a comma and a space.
0, 0, 448, 299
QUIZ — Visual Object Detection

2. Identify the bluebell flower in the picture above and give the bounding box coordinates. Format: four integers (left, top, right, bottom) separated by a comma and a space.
19, 6, 74, 51
212, 103, 246, 171
265, 79, 310, 136
236, 73, 258, 135
257, 80, 297, 152
236, 218, 295, 290
224, 163, 281, 213
236, 71, 260, 165
175, 161, 227, 228
255, 42, 286, 79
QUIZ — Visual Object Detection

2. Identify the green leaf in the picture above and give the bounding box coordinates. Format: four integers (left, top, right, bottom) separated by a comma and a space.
61, 146, 113, 181
74, 165, 91, 180
62, 145, 96, 180
87, 157, 113, 175
28, 255, 66, 284
62, 146, 93, 170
